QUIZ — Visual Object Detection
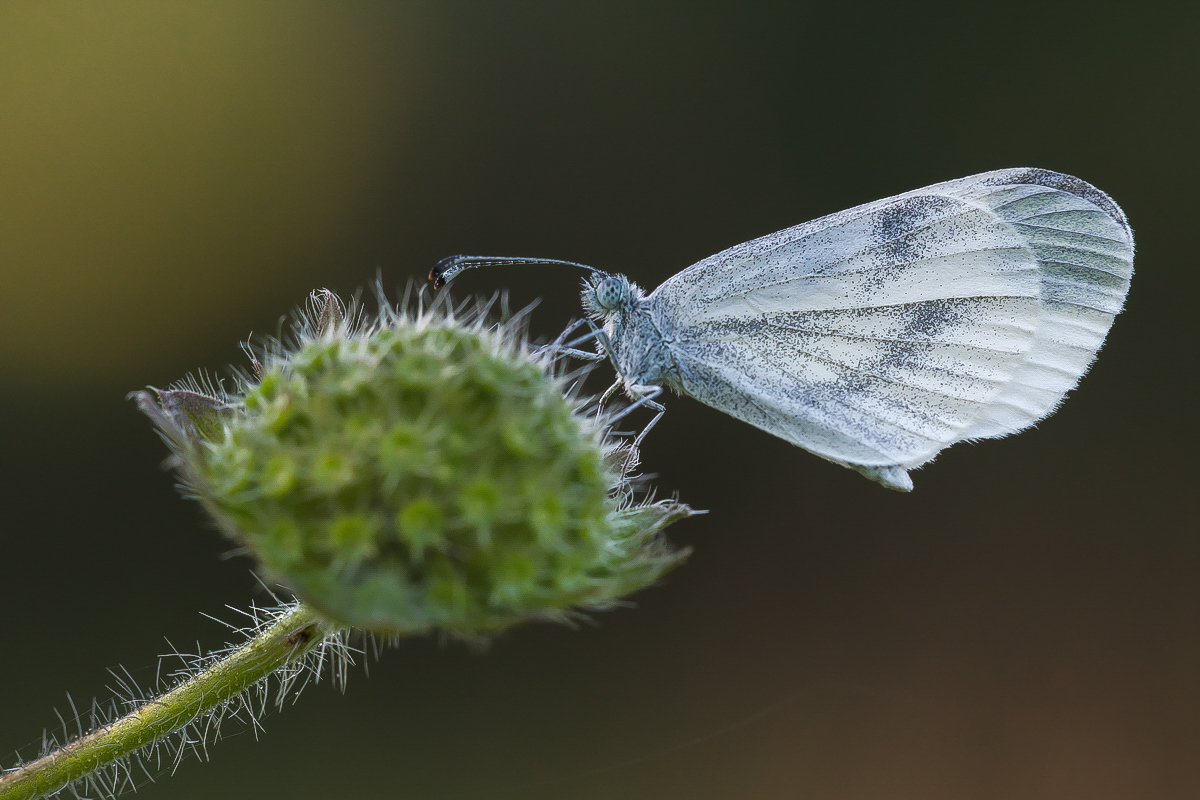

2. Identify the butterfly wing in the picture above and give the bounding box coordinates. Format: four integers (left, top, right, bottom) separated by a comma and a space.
649, 169, 1133, 488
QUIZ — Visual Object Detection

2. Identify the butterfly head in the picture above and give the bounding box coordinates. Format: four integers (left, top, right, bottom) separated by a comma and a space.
582, 273, 639, 319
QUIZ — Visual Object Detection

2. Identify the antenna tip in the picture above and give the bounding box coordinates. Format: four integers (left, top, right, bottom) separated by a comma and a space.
429, 256, 460, 290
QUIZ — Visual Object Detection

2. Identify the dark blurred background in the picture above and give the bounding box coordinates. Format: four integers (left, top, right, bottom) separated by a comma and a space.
2, 3, 1197, 799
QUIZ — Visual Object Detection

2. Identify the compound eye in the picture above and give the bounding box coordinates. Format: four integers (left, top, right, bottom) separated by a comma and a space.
594, 277, 625, 310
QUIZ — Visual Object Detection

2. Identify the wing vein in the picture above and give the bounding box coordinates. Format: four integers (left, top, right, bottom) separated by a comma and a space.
1014, 221, 1128, 245
685, 296, 1040, 324
676, 348, 929, 459
732, 246, 1035, 297
758, 323, 1025, 358
991, 188, 1060, 212
756, 327, 995, 404
680, 200, 993, 308
1037, 258, 1131, 281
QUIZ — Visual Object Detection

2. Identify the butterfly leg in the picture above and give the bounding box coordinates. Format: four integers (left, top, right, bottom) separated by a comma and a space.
549, 316, 589, 346
556, 348, 607, 361
606, 384, 663, 424
599, 379, 622, 404
546, 319, 608, 362
584, 320, 623, 370
561, 325, 602, 350
621, 402, 665, 480
629, 401, 665, 451
604, 385, 666, 479
586, 379, 622, 425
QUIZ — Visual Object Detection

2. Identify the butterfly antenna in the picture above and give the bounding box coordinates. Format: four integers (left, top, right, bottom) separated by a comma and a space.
429, 255, 607, 289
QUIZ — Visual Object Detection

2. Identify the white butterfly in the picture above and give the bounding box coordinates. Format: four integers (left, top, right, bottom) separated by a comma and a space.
432, 168, 1134, 491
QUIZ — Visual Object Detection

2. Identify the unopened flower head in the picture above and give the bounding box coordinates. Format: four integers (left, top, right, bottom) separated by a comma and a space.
135, 286, 693, 636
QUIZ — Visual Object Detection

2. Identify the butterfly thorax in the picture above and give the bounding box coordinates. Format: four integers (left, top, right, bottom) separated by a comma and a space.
604, 297, 680, 394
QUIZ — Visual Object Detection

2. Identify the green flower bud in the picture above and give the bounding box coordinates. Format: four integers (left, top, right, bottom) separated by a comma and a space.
134, 287, 694, 636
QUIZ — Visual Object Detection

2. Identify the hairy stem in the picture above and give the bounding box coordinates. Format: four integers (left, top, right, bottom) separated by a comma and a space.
0, 604, 335, 800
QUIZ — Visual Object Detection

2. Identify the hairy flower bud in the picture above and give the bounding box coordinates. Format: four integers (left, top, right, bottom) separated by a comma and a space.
135, 287, 693, 635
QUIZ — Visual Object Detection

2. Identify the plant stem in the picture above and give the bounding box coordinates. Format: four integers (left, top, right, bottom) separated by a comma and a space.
0, 604, 335, 800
